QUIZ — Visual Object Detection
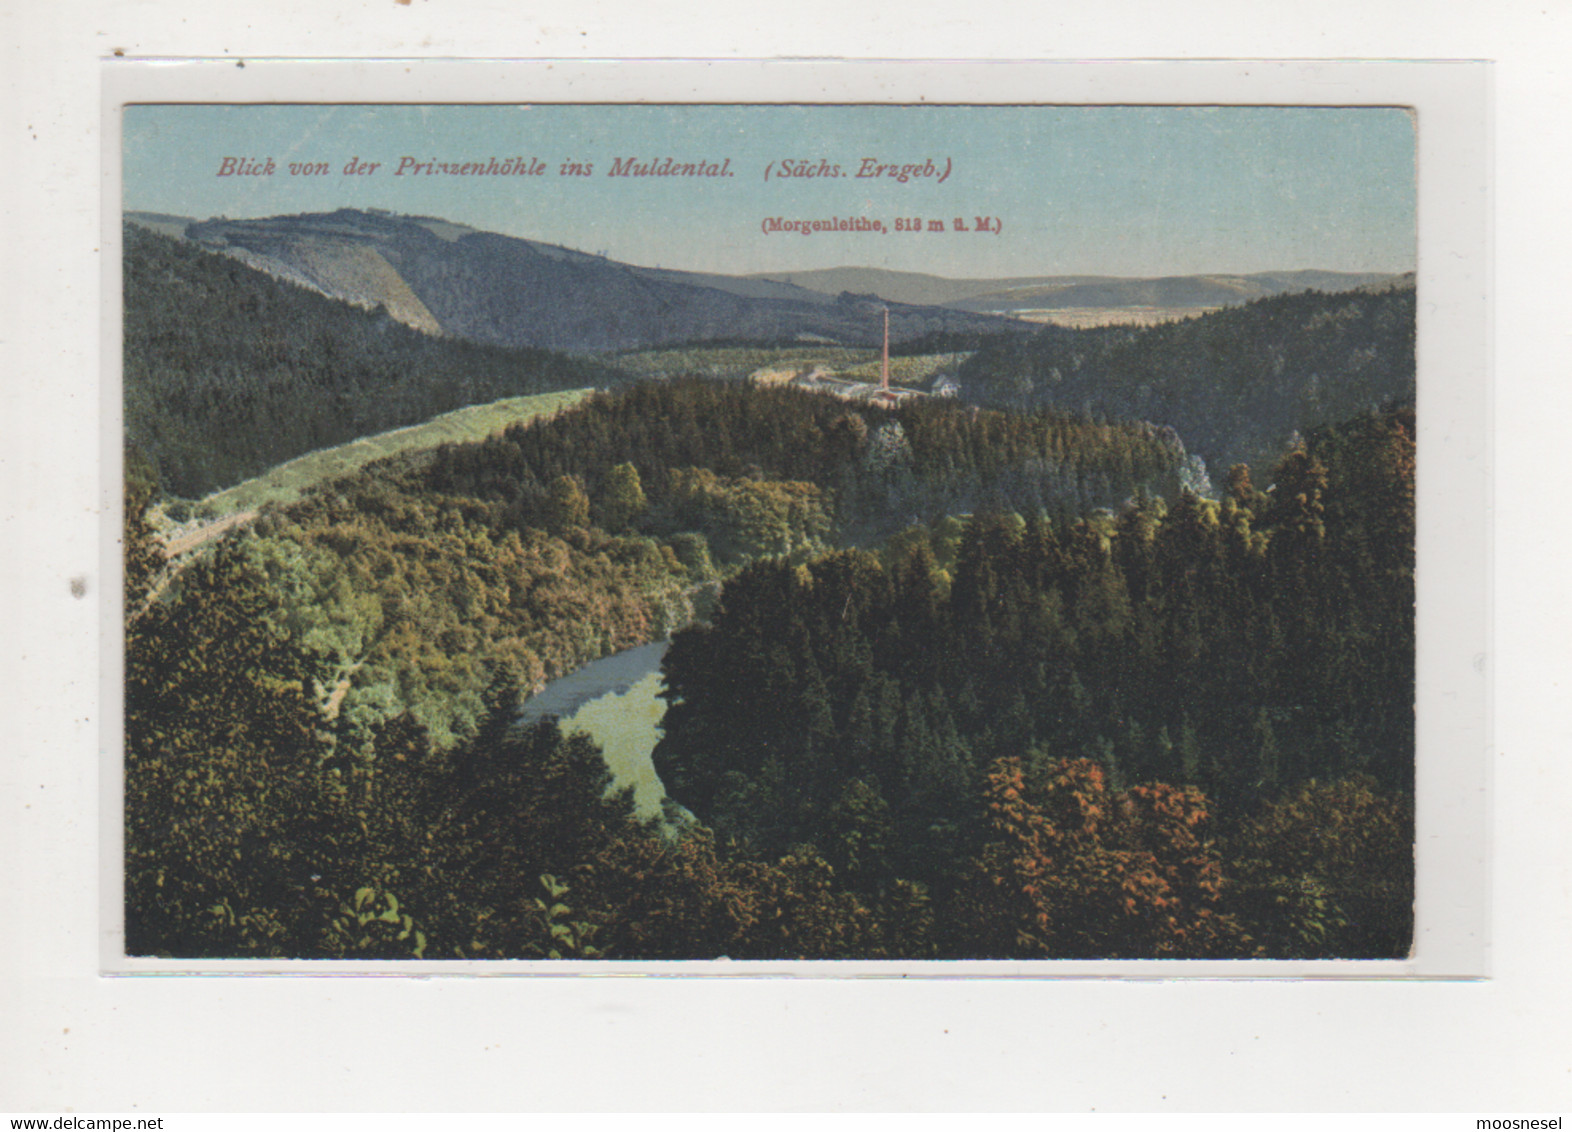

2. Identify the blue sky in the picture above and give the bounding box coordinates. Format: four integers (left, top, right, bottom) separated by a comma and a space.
123, 104, 1416, 278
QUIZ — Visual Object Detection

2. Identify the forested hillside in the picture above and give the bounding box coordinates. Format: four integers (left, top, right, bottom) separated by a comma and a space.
655, 406, 1415, 957
424, 378, 1204, 541
122, 206, 1416, 964
125, 369, 1413, 960
123, 224, 614, 498
958, 282, 1415, 474
143, 380, 1192, 756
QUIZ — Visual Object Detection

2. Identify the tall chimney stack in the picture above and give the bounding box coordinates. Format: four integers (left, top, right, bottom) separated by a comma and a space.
881, 306, 890, 394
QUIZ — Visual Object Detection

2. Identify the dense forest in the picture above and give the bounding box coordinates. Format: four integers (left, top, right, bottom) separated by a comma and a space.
124, 224, 615, 498
423, 378, 1205, 539
125, 388, 1413, 961
123, 235, 1416, 962
131, 379, 1194, 757
958, 282, 1415, 474
655, 406, 1415, 956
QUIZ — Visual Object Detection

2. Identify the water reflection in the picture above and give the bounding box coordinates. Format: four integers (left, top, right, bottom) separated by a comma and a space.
519, 641, 671, 817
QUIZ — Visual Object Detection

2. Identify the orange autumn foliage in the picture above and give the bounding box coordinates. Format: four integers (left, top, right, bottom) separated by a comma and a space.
961, 756, 1250, 958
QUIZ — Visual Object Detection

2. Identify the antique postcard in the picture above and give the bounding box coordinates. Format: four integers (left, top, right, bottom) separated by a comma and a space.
116, 90, 1439, 967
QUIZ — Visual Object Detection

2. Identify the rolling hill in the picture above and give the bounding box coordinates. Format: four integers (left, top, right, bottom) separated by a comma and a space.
750, 265, 1405, 315
129, 209, 1031, 352
122, 223, 616, 497
957, 279, 1416, 475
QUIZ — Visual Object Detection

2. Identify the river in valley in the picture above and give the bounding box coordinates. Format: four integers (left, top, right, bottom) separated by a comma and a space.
518, 640, 671, 818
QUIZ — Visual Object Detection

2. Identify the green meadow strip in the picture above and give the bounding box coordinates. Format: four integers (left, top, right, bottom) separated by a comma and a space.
197, 388, 594, 518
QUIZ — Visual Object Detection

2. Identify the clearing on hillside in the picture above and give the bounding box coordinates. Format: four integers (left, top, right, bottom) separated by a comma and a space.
194, 388, 594, 519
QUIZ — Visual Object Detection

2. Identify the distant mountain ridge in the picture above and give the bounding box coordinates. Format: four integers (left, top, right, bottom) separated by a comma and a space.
126, 209, 1030, 353
128, 209, 1404, 343
750, 265, 1407, 313
748, 266, 1116, 307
